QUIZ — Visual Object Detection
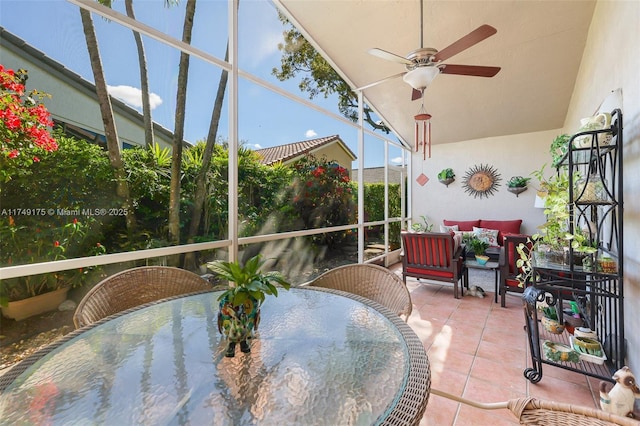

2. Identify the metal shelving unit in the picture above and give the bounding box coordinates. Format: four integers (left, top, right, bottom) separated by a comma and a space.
523, 109, 624, 384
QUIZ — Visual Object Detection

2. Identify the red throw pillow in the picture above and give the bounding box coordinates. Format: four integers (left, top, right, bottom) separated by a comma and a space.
443, 220, 480, 232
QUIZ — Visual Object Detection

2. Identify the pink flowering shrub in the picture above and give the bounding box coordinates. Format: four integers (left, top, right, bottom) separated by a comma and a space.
0, 65, 58, 182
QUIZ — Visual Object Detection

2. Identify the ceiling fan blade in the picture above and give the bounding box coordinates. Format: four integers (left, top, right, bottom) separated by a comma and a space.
355, 71, 407, 91
411, 88, 423, 101
440, 64, 501, 77
368, 48, 413, 65
432, 24, 497, 62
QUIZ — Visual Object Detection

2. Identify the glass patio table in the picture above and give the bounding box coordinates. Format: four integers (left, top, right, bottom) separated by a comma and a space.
0, 287, 430, 425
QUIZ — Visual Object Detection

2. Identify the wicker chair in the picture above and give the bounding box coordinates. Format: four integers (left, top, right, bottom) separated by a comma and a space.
73, 266, 212, 328
307, 263, 412, 321
431, 389, 638, 425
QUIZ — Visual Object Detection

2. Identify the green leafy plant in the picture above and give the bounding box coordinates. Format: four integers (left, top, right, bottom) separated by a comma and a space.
531, 165, 571, 250
507, 176, 531, 188
542, 306, 558, 320
437, 168, 455, 180
0, 217, 106, 304
468, 236, 489, 255
207, 254, 291, 308
565, 230, 598, 254
515, 235, 541, 287
550, 134, 570, 168
411, 215, 433, 232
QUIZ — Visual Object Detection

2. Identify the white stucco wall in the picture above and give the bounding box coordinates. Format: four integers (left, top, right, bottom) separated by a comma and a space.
410, 129, 554, 236
563, 0, 640, 374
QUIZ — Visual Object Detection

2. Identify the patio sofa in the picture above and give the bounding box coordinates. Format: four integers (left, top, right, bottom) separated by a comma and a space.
442, 219, 523, 247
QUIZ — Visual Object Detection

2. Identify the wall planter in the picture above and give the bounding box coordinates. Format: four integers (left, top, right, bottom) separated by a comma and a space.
1, 287, 70, 321
506, 176, 531, 197
437, 168, 455, 187
507, 186, 527, 196
438, 177, 455, 186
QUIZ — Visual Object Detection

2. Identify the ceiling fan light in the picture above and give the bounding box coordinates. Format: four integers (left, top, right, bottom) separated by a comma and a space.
402, 67, 440, 90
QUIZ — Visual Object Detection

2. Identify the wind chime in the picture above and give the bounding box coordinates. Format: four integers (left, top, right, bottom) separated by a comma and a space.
414, 102, 432, 160
413, 100, 432, 186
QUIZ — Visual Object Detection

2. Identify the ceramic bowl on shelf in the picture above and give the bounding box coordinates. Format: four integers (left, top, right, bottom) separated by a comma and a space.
543, 340, 580, 363
574, 327, 598, 340
541, 316, 565, 334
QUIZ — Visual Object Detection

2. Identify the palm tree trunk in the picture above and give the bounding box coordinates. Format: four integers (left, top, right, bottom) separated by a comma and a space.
183, 43, 229, 270
168, 0, 196, 252
79, 8, 136, 235
124, 0, 154, 149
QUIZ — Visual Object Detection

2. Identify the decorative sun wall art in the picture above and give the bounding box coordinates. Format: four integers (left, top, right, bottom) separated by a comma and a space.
462, 164, 502, 199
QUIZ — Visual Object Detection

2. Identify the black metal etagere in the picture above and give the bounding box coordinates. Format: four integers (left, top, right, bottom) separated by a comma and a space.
523, 109, 624, 384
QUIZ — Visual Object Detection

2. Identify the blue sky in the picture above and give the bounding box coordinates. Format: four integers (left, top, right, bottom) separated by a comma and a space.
0, 0, 401, 167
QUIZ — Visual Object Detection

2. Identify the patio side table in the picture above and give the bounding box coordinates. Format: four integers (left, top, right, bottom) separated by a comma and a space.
464, 259, 500, 303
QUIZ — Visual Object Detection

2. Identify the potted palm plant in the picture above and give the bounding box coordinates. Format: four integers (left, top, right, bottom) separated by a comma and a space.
207, 254, 291, 357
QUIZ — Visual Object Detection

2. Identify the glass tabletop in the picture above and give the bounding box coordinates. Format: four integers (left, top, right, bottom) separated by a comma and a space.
0, 287, 428, 425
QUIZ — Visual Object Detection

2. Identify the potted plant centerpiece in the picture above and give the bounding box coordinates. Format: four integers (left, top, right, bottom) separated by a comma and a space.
437, 168, 455, 186
506, 176, 531, 196
207, 254, 291, 357
468, 237, 490, 265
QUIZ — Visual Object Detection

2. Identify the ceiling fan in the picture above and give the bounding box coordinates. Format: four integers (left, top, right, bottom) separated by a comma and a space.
358, 1, 501, 100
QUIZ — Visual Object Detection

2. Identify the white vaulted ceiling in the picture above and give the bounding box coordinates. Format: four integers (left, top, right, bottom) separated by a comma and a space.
275, 0, 596, 147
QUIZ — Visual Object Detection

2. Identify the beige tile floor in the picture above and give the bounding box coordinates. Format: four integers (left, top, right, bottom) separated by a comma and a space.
388, 264, 603, 426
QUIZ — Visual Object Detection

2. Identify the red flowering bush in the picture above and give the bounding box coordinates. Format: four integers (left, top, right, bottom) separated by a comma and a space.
0, 216, 106, 303
289, 155, 355, 247
0, 65, 58, 182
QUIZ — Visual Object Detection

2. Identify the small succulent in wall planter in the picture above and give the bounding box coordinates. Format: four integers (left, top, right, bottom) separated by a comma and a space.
507, 176, 531, 196
437, 168, 455, 186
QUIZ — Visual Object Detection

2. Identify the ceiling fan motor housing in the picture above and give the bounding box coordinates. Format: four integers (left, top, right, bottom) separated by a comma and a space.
405, 48, 439, 70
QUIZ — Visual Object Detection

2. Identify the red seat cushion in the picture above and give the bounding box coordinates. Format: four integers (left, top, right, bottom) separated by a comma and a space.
505, 278, 522, 288
406, 267, 453, 279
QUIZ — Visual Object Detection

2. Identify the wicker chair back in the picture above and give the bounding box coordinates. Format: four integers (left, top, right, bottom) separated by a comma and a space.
73, 266, 211, 328
308, 263, 412, 321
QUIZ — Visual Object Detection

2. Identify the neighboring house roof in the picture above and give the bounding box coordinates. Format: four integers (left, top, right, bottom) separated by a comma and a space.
0, 27, 187, 148
254, 135, 356, 166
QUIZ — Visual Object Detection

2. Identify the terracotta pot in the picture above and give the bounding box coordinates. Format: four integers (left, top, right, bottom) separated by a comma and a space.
1, 287, 70, 321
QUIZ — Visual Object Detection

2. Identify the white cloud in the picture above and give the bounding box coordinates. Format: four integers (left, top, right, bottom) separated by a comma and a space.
390, 156, 404, 165
305, 129, 317, 138
107, 85, 163, 110
252, 143, 262, 149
